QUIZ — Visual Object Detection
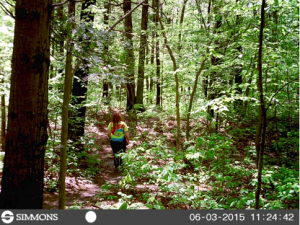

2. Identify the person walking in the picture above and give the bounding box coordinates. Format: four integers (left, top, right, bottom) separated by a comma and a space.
107, 111, 129, 173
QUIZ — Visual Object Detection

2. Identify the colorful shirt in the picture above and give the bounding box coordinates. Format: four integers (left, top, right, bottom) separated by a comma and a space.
108, 121, 128, 142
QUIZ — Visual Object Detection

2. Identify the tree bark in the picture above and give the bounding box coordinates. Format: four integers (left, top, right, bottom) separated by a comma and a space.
123, 0, 135, 110
178, 0, 188, 51
56, 1, 65, 77
186, 57, 207, 140
207, 1, 222, 118
69, 0, 96, 150
1, 76, 5, 152
155, 7, 180, 151
58, 0, 75, 209
233, 0, 242, 111
103, 0, 110, 98
136, 0, 148, 107
145, 44, 149, 93
154, 0, 160, 106
272, 7, 280, 165
255, 0, 267, 209
234, 46, 243, 111
149, 0, 154, 96
0, 0, 52, 209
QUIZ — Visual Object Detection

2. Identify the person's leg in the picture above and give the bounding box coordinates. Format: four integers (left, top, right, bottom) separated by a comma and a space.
119, 141, 126, 167
111, 141, 125, 169
111, 141, 119, 169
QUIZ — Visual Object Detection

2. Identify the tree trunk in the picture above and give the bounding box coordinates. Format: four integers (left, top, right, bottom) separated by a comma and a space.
233, 0, 243, 111
146, 44, 149, 92
155, 8, 180, 151
57, 2, 65, 77
178, 0, 188, 51
207, 8, 221, 118
201, 0, 211, 99
136, 0, 148, 107
186, 58, 206, 140
123, 0, 135, 110
234, 46, 243, 111
154, 0, 160, 106
58, 1, 76, 209
1, 76, 5, 152
103, 0, 110, 98
272, 7, 280, 165
255, 0, 267, 209
69, 0, 96, 150
0, 0, 52, 209
150, 0, 154, 97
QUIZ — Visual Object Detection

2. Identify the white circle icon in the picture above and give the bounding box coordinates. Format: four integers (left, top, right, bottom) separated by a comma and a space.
1, 211, 14, 224
85, 211, 97, 223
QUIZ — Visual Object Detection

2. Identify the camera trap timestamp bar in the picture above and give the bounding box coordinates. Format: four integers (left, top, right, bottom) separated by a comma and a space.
0, 209, 298, 225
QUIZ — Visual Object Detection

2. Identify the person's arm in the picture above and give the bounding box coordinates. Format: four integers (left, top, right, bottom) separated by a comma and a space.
124, 131, 129, 145
107, 122, 111, 139
124, 122, 129, 144
125, 131, 129, 140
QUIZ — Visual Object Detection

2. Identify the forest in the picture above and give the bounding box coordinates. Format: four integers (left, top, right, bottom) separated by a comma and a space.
0, 0, 298, 210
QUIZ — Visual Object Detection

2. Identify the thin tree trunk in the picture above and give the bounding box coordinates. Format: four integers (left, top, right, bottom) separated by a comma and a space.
123, 0, 135, 110
146, 44, 149, 93
286, 69, 291, 158
233, 0, 243, 111
150, 0, 156, 97
272, 7, 280, 166
69, 0, 96, 150
58, 1, 75, 209
57, 2, 65, 74
207, 4, 221, 118
186, 58, 206, 140
234, 46, 243, 111
255, 107, 262, 168
103, 0, 110, 98
150, 0, 154, 96
161, 48, 163, 108
1, 76, 5, 152
150, 38, 154, 93
201, 0, 211, 99
136, 0, 148, 107
177, 1, 188, 102
155, 0, 160, 106
178, 0, 188, 51
155, 7, 180, 151
0, 0, 52, 209
255, 0, 267, 209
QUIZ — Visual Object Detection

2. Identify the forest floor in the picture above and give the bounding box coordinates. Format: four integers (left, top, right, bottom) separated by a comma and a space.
43, 111, 127, 209
43, 109, 156, 209
42, 108, 299, 209
42, 109, 248, 209
43, 108, 196, 209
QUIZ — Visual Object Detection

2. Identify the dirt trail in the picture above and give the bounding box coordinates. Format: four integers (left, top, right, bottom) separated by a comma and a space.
43, 115, 129, 209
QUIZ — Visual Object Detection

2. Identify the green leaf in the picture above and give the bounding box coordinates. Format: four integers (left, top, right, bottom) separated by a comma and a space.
145, 204, 153, 209
119, 202, 127, 210
147, 196, 155, 203
230, 201, 236, 207
248, 193, 255, 199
